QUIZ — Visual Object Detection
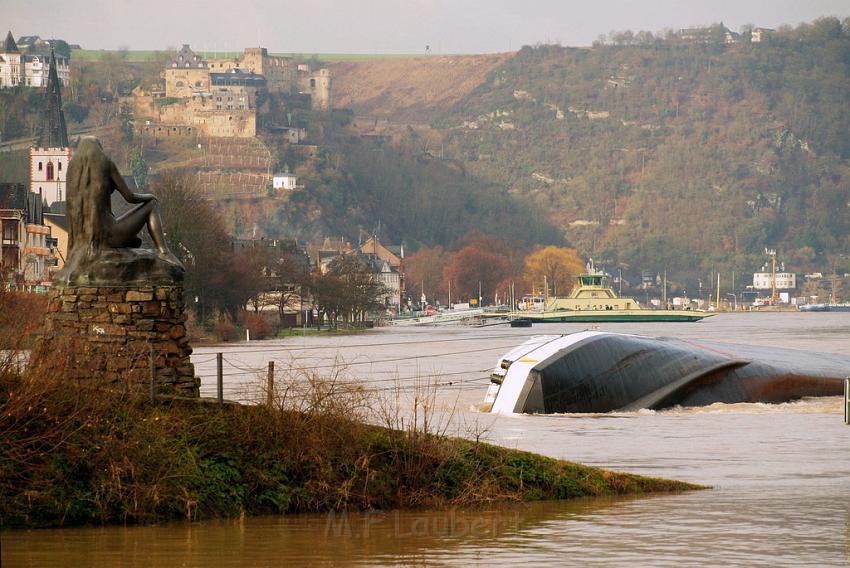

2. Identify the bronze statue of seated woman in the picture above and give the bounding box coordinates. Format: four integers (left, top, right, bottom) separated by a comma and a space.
55, 137, 185, 286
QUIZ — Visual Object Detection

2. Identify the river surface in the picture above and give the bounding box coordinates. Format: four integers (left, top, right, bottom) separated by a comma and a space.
4, 313, 850, 566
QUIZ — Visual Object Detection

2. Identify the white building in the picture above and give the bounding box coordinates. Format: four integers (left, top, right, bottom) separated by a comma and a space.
0, 32, 70, 89
751, 28, 775, 43
272, 173, 298, 191
753, 272, 796, 290
30, 148, 72, 205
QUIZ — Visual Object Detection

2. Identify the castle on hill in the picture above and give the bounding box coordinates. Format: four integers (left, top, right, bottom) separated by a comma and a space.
129, 45, 331, 139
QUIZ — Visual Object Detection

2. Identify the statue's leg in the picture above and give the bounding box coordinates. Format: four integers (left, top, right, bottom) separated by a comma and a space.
112, 200, 181, 265
109, 202, 155, 247
145, 203, 176, 256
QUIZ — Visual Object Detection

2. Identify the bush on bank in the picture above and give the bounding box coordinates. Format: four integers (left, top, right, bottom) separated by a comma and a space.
0, 364, 702, 528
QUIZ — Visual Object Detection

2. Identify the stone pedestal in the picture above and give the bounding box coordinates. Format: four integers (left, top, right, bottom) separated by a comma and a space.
40, 285, 199, 396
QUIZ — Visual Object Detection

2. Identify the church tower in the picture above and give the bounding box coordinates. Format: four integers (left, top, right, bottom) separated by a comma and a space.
29, 49, 71, 207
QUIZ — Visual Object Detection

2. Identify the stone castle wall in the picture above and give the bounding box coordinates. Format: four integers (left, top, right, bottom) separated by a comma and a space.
127, 95, 256, 138
40, 285, 199, 396
164, 67, 210, 98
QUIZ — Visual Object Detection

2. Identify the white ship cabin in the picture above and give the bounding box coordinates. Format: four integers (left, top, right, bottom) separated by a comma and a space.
545, 271, 639, 311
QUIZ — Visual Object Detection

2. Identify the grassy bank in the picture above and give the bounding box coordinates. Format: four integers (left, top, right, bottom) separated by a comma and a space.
275, 325, 372, 339
0, 364, 702, 528
0, 291, 702, 528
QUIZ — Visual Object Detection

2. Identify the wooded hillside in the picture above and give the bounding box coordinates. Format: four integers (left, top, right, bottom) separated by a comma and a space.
426, 18, 850, 284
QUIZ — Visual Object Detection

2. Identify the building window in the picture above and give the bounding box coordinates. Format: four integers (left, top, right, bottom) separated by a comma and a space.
58, 162, 62, 171
38, 162, 43, 171
46, 162, 54, 180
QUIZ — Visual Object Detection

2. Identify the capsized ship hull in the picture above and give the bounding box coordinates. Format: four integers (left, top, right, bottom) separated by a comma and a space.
798, 303, 850, 312
485, 332, 849, 414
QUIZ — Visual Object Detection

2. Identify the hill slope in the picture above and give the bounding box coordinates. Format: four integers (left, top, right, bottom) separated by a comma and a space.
425, 20, 850, 285
329, 54, 507, 123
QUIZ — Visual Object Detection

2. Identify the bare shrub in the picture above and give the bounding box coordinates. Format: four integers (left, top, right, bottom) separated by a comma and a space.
241, 311, 273, 340
0, 284, 47, 351
213, 316, 237, 342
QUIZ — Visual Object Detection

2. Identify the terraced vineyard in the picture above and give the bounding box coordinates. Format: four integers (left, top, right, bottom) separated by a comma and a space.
190, 137, 273, 199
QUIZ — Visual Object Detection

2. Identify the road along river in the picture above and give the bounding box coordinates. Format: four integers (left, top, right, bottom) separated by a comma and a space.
4, 312, 850, 566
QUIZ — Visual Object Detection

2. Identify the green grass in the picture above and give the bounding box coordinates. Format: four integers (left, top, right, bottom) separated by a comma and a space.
273, 52, 435, 61
74, 49, 165, 62
73, 49, 447, 63
276, 326, 371, 338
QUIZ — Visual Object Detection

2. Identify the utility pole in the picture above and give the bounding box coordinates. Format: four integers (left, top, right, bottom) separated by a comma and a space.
716, 272, 721, 311
766, 248, 778, 304
732, 270, 736, 308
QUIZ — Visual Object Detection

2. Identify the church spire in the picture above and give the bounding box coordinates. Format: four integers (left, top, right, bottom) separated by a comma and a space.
35, 49, 69, 148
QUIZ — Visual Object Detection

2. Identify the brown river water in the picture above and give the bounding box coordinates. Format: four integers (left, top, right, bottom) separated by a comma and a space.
4, 313, 850, 566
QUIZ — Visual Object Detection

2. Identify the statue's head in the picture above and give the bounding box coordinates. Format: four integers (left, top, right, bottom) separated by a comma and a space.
76, 136, 105, 158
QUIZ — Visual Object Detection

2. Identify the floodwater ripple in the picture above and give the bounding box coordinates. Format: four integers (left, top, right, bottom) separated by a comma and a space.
3, 313, 850, 566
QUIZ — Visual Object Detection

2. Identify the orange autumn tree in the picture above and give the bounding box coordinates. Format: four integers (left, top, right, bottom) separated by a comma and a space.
442, 246, 512, 305
523, 246, 585, 297
403, 246, 448, 305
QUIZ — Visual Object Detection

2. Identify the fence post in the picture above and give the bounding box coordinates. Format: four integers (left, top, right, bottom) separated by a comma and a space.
267, 361, 275, 406
149, 343, 156, 403
217, 352, 223, 406
844, 377, 849, 426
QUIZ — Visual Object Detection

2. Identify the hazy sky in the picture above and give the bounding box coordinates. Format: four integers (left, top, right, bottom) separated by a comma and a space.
3, 0, 849, 53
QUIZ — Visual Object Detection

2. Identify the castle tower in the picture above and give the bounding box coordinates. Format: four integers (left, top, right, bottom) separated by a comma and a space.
30, 49, 71, 206
308, 68, 332, 110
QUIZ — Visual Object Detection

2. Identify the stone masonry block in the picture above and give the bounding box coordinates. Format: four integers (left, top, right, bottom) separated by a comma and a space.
126, 291, 154, 302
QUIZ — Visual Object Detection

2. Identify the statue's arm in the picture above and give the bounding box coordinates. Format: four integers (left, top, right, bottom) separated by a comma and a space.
110, 161, 157, 204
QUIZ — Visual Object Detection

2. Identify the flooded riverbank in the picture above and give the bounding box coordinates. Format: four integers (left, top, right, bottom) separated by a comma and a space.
4, 313, 850, 566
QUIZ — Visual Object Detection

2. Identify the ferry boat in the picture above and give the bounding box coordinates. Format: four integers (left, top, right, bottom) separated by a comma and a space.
520, 267, 710, 323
